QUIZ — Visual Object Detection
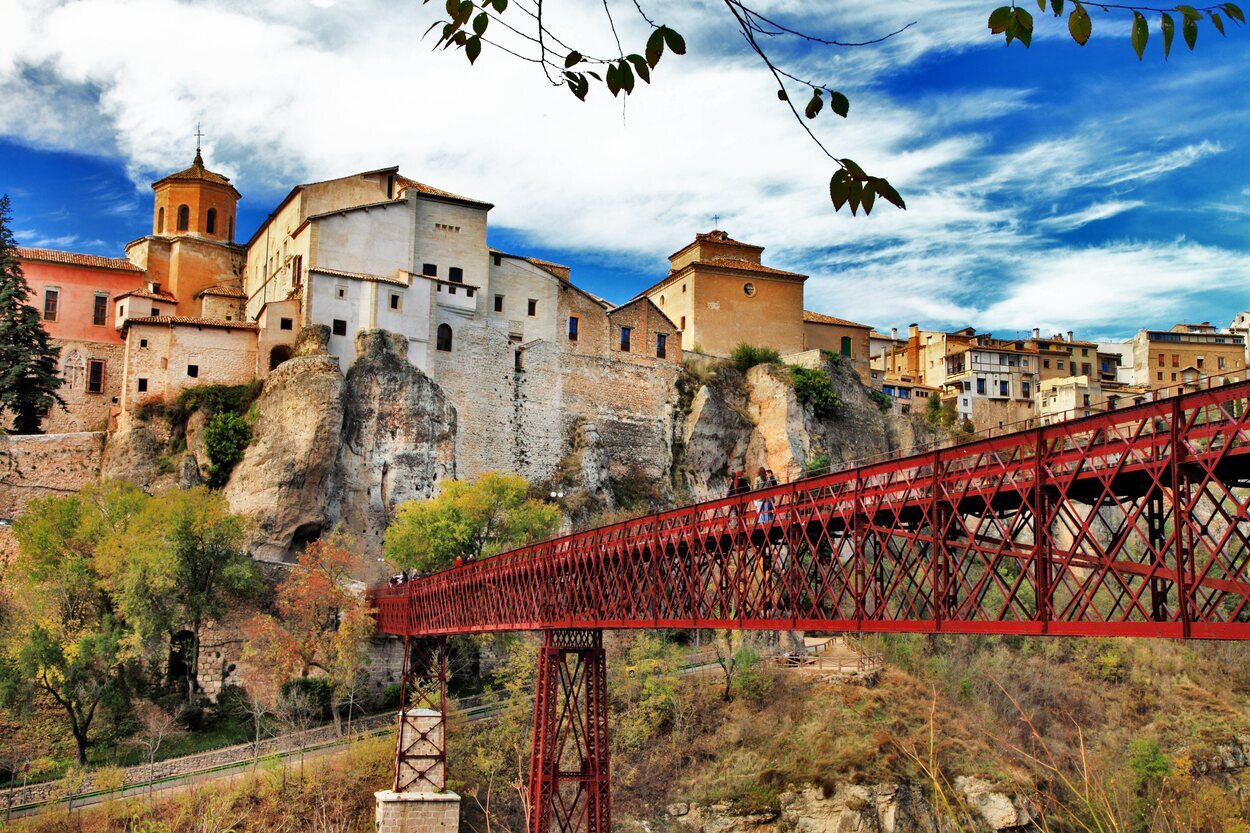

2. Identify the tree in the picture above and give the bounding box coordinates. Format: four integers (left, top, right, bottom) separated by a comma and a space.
0, 491, 131, 763
383, 473, 561, 573
243, 536, 375, 734
0, 195, 64, 434
133, 701, 184, 798
418, 2, 1242, 213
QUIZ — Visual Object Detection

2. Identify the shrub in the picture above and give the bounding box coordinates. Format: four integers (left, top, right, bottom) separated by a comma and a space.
731, 343, 782, 372
203, 411, 251, 488
167, 381, 263, 427
805, 452, 831, 476
925, 391, 943, 426
381, 682, 403, 710
789, 366, 843, 419
868, 389, 893, 412
1128, 737, 1170, 791
280, 677, 333, 719
611, 463, 661, 510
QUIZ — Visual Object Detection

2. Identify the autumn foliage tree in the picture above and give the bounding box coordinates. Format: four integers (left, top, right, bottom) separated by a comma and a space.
243, 537, 375, 734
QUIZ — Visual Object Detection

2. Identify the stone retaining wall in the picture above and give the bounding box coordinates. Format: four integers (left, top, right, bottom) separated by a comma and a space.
0, 431, 105, 520
0, 711, 395, 809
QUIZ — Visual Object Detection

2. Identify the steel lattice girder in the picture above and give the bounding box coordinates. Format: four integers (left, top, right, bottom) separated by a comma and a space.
392, 637, 447, 793
528, 629, 610, 833
371, 380, 1250, 640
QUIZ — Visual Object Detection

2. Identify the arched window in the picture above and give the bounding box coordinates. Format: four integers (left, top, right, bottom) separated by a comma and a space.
436, 323, 453, 352
206, 208, 217, 235
177, 204, 190, 231
157, 207, 165, 233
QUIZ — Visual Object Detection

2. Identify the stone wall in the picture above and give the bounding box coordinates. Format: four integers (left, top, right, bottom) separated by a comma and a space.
45, 340, 126, 433
0, 431, 106, 520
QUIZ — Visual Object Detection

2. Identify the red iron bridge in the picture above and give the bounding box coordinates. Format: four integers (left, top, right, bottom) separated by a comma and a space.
369, 379, 1250, 833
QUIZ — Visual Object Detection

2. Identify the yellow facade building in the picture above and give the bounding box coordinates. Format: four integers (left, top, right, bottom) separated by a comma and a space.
1130, 323, 1246, 393
637, 231, 807, 358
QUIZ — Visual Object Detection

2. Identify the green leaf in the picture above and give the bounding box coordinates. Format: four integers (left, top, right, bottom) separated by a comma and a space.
1050, 0, 1064, 16
445, 0, 458, 17
777, 88, 788, 101
618, 60, 635, 94
1225, 3, 1246, 23
661, 26, 686, 55
565, 50, 582, 68
828, 91, 849, 118
988, 5, 1013, 33
805, 90, 823, 119
473, 11, 489, 35
1069, 5, 1092, 44
441, 22, 458, 43
626, 54, 650, 84
452, 31, 468, 46
457, 0, 473, 25
872, 178, 907, 210
491, 0, 507, 11
847, 179, 863, 216
829, 170, 851, 211
465, 35, 482, 63
1210, 11, 1226, 34
1175, 4, 1202, 19
645, 28, 665, 68
1161, 12, 1175, 58
1131, 11, 1148, 59
1184, 14, 1199, 47
840, 158, 866, 179
606, 62, 621, 96
1036, 0, 1046, 11
423, 19, 445, 39
861, 185, 876, 216
1015, 7, 1034, 46
565, 72, 589, 101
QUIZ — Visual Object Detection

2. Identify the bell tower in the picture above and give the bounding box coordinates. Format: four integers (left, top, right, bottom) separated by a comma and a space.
151, 135, 242, 243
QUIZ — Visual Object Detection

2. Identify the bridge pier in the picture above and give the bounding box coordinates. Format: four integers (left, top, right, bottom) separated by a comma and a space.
528, 629, 610, 833
377, 637, 461, 833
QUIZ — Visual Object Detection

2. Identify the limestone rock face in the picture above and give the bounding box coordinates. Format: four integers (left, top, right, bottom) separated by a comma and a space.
223, 327, 346, 561
673, 783, 1038, 833
100, 417, 174, 492
326, 330, 457, 557
678, 359, 944, 503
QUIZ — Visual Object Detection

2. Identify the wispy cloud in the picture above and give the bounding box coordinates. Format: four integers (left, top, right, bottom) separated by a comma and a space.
1039, 200, 1145, 231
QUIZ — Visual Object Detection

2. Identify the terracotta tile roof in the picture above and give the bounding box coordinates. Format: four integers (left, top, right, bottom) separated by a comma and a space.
311, 266, 408, 287
17, 247, 143, 273
395, 176, 492, 208
694, 230, 762, 249
197, 284, 246, 298
152, 152, 240, 197
123, 316, 257, 330
803, 310, 874, 329
523, 257, 571, 281
116, 287, 178, 302
697, 257, 805, 278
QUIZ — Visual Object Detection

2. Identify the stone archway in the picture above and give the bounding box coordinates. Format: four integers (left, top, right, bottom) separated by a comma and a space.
269, 344, 292, 371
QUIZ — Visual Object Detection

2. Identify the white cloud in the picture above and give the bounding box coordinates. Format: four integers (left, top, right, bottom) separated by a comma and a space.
1039, 199, 1145, 231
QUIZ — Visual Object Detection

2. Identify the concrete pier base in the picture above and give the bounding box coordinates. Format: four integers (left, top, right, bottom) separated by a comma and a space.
374, 789, 461, 833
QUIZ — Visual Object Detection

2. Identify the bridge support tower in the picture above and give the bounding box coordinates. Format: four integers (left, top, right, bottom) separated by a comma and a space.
376, 637, 461, 833
528, 629, 610, 833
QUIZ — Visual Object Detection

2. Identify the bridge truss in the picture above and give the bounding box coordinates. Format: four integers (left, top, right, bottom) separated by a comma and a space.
374, 379, 1250, 833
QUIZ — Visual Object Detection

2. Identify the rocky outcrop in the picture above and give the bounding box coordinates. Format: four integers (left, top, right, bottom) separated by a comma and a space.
670, 782, 1037, 833
223, 326, 346, 561
326, 330, 457, 556
678, 359, 944, 502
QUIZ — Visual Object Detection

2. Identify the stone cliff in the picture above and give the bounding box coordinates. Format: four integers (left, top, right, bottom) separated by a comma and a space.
94, 332, 947, 564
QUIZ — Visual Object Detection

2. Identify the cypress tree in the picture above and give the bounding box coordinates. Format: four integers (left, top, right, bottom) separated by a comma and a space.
0, 195, 64, 433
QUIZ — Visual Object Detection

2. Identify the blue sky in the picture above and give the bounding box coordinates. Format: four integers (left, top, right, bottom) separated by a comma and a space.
1, 0, 1247, 340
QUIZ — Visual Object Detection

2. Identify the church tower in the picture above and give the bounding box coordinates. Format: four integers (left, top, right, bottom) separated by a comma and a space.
126, 142, 246, 317
151, 147, 241, 243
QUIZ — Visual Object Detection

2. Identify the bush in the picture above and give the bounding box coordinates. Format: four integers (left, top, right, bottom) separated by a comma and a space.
805, 452, 831, 476
925, 391, 943, 426
203, 411, 251, 488
168, 382, 263, 427
611, 463, 661, 510
868, 389, 893, 412
280, 677, 333, 719
381, 682, 403, 710
1128, 737, 1170, 791
789, 366, 843, 419
731, 343, 782, 372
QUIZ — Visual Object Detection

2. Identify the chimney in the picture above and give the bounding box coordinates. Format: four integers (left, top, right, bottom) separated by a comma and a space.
1032, 327, 1040, 339
1066, 330, 1074, 342
891, 327, 898, 340
909, 323, 919, 339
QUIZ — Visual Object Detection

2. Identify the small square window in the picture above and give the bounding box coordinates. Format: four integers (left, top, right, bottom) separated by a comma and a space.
449, 267, 463, 284
390, 293, 401, 311
422, 263, 437, 277
494, 295, 504, 313
139, 338, 149, 349
332, 319, 348, 336
492, 254, 502, 266
336, 287, 347, 299
280, 317, 293, 330
466, 288, 475, 298
187, 364, 199, 378
137, 378, 148, 393
527, 299, 537, 317
151, 307, 160, 316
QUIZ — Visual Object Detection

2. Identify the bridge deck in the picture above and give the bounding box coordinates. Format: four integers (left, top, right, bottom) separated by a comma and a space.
373, 378, 1250, 640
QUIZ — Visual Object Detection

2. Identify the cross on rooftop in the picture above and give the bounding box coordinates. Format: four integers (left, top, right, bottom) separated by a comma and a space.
711, 214, 721, 227
195, 123, 205, 153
